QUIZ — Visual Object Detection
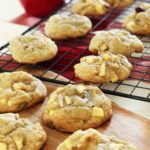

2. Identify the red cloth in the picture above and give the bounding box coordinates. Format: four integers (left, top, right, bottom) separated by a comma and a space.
20, 0, 64, 17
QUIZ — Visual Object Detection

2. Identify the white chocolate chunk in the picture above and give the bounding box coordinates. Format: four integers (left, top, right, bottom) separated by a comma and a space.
86, 57, 95, 63
49, 94, 57, 102
13, 136, 23, 150
0, 99, 7, 105
0, 142, 7, 150
76, 85, 86, 94
65, 96, 72, 105
96, 5, 103, 13
100, 44, 108, 51
59, 99, 64, 107
126, 21, 135, 30
110, 71, 118, 82
103, 54, 111, 61
92, 107, 104, 117
13, 83, 26, 90
99, 63, 106, 77
57, 94, 64, 107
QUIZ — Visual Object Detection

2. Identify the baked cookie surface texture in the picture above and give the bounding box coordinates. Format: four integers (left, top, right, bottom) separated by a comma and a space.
107, 0, 133, 8
0, 71, 47, 113
10, 33, 58, 64
72, 0, 110, 16
56, 128, 137, 150
89, 29, 144, 56
43, 84, 112, 132
74, 53, 132, 83
45, 14, 92, 40
123, 2, 150, 35
0, 113, 47, 150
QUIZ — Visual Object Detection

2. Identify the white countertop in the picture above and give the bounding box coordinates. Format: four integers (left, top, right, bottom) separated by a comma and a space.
107, 94, 150, 120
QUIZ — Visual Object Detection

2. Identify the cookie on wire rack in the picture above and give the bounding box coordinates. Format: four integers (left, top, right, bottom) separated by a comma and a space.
89, 29, 144, 57
74, 53, 132, 83
10, 33, 58, 64
123, 2, 150, 35
45, 13, 92, 40
71, 0, 110, 16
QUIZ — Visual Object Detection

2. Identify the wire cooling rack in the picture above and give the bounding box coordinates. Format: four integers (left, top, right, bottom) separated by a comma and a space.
0, 0, 149, 102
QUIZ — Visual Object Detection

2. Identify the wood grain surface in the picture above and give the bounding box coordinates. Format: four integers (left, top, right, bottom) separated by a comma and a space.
19, 82, 150, 150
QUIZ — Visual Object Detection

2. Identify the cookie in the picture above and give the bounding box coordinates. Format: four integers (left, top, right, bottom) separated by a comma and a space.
0, 71, 47, 113
106, 0, 133, 8
74, 53, 132, 83
0, 113, 46, 150
123, 3, 150, 35
10, 33, 58, 64
56, 128, 137, 150
72, 0, 110, 16
89, 29, 144, 56
44, 14, 92, 40
43, 84, 112, 132
140, 2, 150, 10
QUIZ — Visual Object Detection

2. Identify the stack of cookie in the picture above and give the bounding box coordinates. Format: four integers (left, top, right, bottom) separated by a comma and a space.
2, 1, 149, 150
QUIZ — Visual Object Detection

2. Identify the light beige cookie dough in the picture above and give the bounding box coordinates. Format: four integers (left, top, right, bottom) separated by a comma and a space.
0, 71, 47, 113
74, 53, 132, 83
43, 84, 112, 132
72, 0, 110, 16
44, 14, 92, 40
10, 33, 58, 64
89, 29, 144, 56
56, 128, 137, 150
0, 113, 47, 150
106, 0, 133, 8
140, 2, 150, 10
123, 3, 150, 35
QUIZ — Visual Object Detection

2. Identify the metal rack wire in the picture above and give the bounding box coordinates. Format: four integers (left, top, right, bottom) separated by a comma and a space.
0, 0, 149, 102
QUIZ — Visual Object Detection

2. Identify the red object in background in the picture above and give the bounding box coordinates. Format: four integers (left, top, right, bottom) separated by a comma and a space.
20, 0, 64, 18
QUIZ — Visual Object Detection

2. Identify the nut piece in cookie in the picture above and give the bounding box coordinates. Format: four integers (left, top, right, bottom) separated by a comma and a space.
72, 0, 110, 16
106, 0, 133, 8
10, 33, 58, 64
44, 13, 92, 40
43, 84, 112, 132
74, 53, 132, 83
0, 113, 47, 150
89, 29, 144, 56
123, 2, 150, 35
0, 71, 47, 113
56, 128, 137, 150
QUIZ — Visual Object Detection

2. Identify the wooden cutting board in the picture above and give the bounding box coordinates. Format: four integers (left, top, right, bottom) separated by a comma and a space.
19, 82, 150, 150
